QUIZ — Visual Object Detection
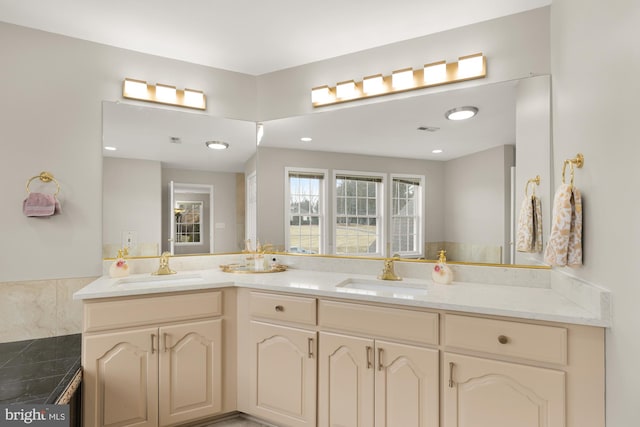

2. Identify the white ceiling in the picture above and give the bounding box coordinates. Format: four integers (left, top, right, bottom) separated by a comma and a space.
0, 0, 550, 75
102, 102, 256, 172
261, 80, 518, 161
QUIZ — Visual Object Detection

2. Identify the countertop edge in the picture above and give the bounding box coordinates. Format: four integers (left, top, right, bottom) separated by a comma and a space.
73, 270, 611, 328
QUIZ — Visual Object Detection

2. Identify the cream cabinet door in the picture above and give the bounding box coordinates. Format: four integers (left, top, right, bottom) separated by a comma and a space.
318, 332, 375, 427
158, 319, 222, 426
83, 327, 159, 427
374, 340, 439, 427
249, 321, 317, 427
443, 353, 565, 427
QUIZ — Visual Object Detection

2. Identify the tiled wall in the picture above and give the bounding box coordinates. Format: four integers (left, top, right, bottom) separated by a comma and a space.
0, 277, 95, 343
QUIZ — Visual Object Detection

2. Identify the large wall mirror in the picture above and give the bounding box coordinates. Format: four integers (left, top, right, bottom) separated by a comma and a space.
255, 76, 551, 267
102, 101, 256, 258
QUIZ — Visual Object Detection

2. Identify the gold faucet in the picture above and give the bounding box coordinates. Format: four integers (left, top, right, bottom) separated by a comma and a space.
153, 251, 176, 275
378, 257, 402, 281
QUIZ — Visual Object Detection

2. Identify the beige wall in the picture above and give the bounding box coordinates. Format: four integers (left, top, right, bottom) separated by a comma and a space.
103, 157, 162, 257
443, 145, 515, 263
551, 0, 640, 424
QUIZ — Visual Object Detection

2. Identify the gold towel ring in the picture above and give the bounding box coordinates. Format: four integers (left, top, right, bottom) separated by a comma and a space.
26, 171, 60, 196
562, 153, 584, 188
525, 175, 541, 197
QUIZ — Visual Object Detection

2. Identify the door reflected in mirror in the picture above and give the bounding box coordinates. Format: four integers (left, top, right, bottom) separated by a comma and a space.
169, 182, 213, 255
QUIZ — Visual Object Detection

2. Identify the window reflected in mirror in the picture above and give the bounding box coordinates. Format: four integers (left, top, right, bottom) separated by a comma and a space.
391, 175, 424, 257
174, 201, 203, 244
286, 169, 325, 254
335, 173, 383, 256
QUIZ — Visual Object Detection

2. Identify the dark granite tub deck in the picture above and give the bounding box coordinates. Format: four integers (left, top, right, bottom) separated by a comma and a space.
0, 334, 81, 405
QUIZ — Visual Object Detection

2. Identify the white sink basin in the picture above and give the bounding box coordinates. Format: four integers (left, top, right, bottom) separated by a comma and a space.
116, 273, 205, 289
336, 278, 427, 297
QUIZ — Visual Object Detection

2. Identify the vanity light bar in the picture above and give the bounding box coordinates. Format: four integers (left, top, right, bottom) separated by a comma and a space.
311, 53, 486, 108
122, 78, 207, 110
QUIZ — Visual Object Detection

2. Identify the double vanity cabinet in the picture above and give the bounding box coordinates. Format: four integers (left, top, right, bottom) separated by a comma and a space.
80, 277, 605, 427
237, 289, 603, 427
81, 290, 237, 427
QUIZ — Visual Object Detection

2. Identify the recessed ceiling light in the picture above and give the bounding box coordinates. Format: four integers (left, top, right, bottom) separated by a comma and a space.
104, 146, 117, 151
432, 149, 443, 154
300, 137, 313, 142
205, 141, 229, 150
445, 106, 478, 120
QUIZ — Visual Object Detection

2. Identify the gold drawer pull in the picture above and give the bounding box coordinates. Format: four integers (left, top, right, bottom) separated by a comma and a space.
498, 335, 509, 344
366, 346, 373, 369
377, 348, 384, 371
275, 305, 285, 312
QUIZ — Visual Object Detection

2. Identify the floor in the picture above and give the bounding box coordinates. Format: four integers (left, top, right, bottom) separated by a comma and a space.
205, 416, 277, 427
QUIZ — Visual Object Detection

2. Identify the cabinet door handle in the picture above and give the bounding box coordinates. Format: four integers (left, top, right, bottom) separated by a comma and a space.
366, 346, 373, 369
163, 333, 170, 352
307, 337, 314, 359
498, 335, 509, 344
151, 334, 157, 354
449, 362, 455, 388
275, 305, 284, 312
377, 348, 384, 371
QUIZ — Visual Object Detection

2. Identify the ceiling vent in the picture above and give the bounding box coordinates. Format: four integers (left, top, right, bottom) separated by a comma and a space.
417, 126, 440, 132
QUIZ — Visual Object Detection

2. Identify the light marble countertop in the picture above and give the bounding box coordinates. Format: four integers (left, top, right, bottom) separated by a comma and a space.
74, 265, 610, 327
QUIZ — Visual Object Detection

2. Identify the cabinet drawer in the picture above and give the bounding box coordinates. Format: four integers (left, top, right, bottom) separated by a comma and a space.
249, 292, 317, 326
444, 314, 567, 365
318, 300, 438, 345
84, 290, 222, 332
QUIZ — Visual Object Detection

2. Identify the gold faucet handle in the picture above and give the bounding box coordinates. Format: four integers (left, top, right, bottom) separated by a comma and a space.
378, 258, 402, 281
153, 252, 176, 275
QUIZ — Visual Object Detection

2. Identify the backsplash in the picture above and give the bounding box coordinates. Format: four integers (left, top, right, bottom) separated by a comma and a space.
101, 253, 552, 288
0, 277, 94, 343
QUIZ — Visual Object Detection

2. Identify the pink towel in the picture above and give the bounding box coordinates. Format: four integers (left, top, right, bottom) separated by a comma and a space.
23, 192, 62, 217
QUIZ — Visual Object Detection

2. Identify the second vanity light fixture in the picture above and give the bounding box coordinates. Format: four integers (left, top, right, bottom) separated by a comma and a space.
122, 78, 207, 110
312, 53, 486, 107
